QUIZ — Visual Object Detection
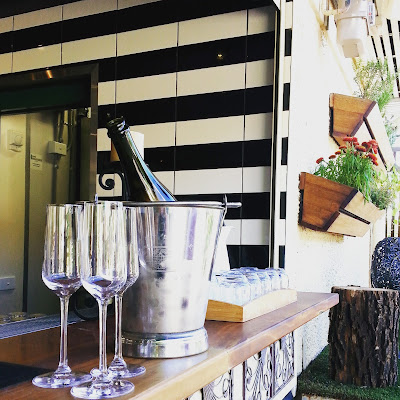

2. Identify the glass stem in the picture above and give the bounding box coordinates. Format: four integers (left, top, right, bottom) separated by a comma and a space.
98, 299, 108, 376
114, 294, 123, 359
57, 294, 71, 372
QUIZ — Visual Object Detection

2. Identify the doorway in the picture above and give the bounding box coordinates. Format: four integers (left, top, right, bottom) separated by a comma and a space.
0, 64, 98, 316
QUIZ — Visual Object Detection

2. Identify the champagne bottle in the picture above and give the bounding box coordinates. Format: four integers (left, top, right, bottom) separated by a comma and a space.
106, 116, 176, 202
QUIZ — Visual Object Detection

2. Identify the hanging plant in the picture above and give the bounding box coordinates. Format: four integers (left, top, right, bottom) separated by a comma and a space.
353, 58, 396, 111
314, 137, 400, 210
353, 59, 399, 144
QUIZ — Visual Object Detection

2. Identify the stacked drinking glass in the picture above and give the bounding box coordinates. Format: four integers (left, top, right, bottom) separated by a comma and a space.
209, 267, 289, 306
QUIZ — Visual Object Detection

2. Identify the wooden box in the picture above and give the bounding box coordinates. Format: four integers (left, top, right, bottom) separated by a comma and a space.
329, 93, 395, 171
299, 172, 384, 237
206, 289, 298, 323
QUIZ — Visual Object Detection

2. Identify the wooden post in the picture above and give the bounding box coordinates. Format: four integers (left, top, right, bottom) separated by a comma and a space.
328, 286, 399, 388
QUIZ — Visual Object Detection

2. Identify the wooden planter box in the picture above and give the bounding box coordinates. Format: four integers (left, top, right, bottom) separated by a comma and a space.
329, 93, 395, 172
299, 172, 385, 237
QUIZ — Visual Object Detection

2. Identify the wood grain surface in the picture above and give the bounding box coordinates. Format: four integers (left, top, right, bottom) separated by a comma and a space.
0, 291, 338, 400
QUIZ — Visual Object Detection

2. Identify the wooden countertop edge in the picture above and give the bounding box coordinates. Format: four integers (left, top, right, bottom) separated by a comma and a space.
130, 292, 339, 400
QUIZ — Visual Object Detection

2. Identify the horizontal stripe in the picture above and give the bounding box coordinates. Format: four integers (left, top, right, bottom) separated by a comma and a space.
280, 191, 287, 219
245, 113, 272, 140
178, 10, 247, 47
228, 245, 270, 268
243, 166, 271, 192
0, 17, 12, 34
242, 192, 270, 219
62, 35, 116, 64
177, 90, 244, 121
12, 22, 62, 52
115, 32, 273, 81
116, 48, 177, 80
246, 59, 274, 88
144, 147, 175, 171
112, 98, 176, 127
0, 53, 11, 74
100, 88, 272, 126
285, 29, 292, 57
176, 0, 273, 22
14, 6, 62, 30
176, 116, 244, 146
13, 44, 61, 73
223, 220, 241, 246
62, 10, 117, 43
116, 0, 178, 33
245, 86, 274, 114
118, 0, 162, 11
0, 32, 12, 54
0, 0, 79, 19
116, 73, 176, 103
98, 81, 115, 106
177, 64, 245, 96
117, 23, 178, 57
247, 32, 275, 61
63, 0, 117, 21
279, 246, 285, 269
117, 0, 273, 35
153, 170, 175, 193
178, 36, 246, 71
175, 142, 243, 170
248, 6, 276, 35
281, 137, 288, 165
175, 168, 243, 195
243, 139, 271, 167
242, 219, 269, 245
132, 122, 176, 148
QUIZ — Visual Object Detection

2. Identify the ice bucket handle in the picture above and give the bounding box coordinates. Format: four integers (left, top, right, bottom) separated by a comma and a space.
226, 202, 242, 209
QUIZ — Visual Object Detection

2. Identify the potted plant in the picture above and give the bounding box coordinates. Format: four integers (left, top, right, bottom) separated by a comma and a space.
299, 137, 399, 237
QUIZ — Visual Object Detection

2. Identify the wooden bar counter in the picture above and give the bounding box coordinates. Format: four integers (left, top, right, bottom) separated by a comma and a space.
0, 291, 338, 400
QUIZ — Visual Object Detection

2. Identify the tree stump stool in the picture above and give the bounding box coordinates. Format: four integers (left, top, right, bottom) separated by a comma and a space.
328, 286, 399, 388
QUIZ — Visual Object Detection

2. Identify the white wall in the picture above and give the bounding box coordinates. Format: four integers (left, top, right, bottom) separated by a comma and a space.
285, 0, 387, 371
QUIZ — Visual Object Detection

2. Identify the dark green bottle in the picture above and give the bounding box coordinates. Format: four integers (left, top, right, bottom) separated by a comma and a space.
106, 116, 176, 202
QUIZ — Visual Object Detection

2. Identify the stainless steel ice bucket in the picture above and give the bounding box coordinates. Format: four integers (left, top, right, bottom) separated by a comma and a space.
121, 201, 226, 358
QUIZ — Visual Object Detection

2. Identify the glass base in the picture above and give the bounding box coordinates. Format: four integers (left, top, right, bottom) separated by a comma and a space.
71, 379, 134, 399
108, 360, 146, 379
32, 371, 92, 389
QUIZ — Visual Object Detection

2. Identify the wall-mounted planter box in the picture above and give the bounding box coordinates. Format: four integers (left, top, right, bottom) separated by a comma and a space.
329, 93, 395, 172
299, 172, 385, 237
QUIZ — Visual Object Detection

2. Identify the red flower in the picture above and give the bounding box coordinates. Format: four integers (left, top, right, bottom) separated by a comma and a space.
343, 137, 353, 142
367, 153, 377, 160
329, 154, 336, 159
351, 137, 359, 143
355, 145, 366, 152
316, 157, 324, 164
335, 150, 342, 155
373, 160, 379, 166
339, 145, 347, 150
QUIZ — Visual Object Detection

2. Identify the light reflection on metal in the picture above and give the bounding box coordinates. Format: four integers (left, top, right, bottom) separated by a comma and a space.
46, 69, 53, 79
217, 53, 224, 60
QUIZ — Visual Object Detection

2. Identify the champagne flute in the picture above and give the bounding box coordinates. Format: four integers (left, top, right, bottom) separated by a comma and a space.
32, 204, 92, 389
108, 206, 145, 379
71, 201, 134, 399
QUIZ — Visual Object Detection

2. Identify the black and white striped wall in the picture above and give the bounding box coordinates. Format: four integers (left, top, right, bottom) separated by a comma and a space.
0, 0, 292, 270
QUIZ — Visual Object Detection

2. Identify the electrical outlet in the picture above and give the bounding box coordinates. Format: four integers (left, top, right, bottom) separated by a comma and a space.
0, 277, 16, 291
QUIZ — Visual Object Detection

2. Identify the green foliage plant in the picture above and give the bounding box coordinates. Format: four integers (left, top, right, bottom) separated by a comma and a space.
314, 137, 400, 210
353, 58, 396, 112
314, 137, 379, 204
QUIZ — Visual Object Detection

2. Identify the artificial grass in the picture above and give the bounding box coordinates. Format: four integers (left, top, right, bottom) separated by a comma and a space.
297, 346, 400, 400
